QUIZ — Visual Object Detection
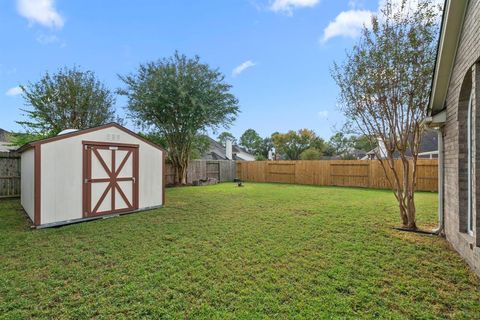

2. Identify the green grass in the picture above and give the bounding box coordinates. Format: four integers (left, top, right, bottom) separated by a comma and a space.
0, 183, 479, 319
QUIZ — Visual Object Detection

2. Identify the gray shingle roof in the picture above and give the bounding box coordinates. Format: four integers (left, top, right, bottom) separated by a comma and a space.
200, 136, 254, 161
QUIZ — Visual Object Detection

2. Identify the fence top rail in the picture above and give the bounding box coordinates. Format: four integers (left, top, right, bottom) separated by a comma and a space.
330, 163, 369, 166
236, 159, 438, 164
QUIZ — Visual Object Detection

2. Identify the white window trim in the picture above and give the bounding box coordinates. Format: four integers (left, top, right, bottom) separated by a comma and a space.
467, 90, 474, 236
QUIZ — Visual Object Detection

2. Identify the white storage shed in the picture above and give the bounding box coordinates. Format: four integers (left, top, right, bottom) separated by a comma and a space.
19, 123, 166, 228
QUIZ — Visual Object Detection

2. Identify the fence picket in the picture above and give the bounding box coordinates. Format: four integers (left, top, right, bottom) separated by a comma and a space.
236, 159, 438, 192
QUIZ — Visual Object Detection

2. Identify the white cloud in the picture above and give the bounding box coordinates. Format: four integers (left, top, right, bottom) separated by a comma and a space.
232, 60, 256, 77
318, 110, 329, 118
36, 33, 59, 44
348, 0, 365, 9
5, 86, 23, 96
321, 0, 443, 43
321, 10, 373, 43
270, 0, 320, 14
17, 0, 64, 29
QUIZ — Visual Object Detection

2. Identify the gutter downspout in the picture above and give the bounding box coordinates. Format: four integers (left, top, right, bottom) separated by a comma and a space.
422, 114, 445, 235
432, 128, 444, 235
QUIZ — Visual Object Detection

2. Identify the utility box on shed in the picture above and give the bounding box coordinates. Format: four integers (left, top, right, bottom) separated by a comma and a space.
19, 123, 165, 228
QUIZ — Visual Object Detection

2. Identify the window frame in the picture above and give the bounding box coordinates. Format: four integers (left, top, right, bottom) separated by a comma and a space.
467, 90, 474, 236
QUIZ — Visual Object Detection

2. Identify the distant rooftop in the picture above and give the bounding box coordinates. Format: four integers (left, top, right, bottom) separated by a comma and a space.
0, 128, 10, 142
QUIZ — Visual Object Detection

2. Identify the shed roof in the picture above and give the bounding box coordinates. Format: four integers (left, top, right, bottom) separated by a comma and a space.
17, 123, 166, 153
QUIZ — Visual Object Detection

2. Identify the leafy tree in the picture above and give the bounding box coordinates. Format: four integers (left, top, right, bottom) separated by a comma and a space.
139, 132, 210, 160
331, 0, 441, 229
352, 135, 376, 152
300, 148, 322, 160
324, 132, 375, 158
255, 154, 267, 161
322, 143, 336, 157
272, 129, 324, 160
340, 153, 356, 160
328, 132, 351, 155
257, 137, 274, 159
190, 135, 211, 160
239, 129, 262, 154
11, 132, 44, 147
119, 52, 239, 184
217, 132, 236, 146
309, 135, 327, 151
17, 66, 116, 141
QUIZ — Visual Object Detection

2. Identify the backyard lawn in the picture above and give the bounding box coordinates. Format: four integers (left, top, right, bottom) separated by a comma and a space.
1, 183, 479, 319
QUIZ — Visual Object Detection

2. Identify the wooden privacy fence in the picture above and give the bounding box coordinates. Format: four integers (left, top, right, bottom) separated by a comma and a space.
0, 152, 21, 198
165, 160, 236, 185
236, 160, 438, 192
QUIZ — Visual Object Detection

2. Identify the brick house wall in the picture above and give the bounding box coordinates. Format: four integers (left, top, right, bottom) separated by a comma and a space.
443, 0, 480, 276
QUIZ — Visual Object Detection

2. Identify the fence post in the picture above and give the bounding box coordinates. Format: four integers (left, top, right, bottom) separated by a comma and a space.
368, 161, 372, 188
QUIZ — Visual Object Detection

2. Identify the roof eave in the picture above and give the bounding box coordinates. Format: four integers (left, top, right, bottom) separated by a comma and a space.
428, 0, 469, 116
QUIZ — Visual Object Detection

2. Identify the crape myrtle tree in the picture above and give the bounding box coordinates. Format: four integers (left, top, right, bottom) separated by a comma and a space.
139, 132, 210, 160
332, 0, 441, 229
16, 66, 116, 144
119, 52, 239, 185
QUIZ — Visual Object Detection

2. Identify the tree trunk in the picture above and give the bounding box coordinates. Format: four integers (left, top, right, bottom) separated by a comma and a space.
399, 158, 417, 230
377, 156, 417, 230
173, 163, 187, 185
179, 165, 187, 185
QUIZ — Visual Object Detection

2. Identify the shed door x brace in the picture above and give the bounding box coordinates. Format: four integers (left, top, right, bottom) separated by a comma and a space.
83, 142, 139, 217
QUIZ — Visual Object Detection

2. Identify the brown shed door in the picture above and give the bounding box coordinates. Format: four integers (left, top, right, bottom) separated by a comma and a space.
83, 143, 139, 217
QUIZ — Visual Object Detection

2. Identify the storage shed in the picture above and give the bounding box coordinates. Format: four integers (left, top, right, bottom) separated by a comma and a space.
19, 123, 165, 228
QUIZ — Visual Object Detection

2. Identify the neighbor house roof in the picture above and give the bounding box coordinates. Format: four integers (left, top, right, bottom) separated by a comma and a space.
364, 131, 438, 159
203, 137, 229, 160
0, 128, 16, 152
0, 128, 10, 142
232, 145, 250, 155
428, 0, 469, 116
201, 136, 254, 161
0, 142, 17, 152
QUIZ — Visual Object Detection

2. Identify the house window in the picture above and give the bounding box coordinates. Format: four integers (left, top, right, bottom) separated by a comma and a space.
467, 90, 474, 236
458, 68, 474, 235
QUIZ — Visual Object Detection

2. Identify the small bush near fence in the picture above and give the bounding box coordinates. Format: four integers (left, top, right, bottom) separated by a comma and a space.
236, 160, 438, 192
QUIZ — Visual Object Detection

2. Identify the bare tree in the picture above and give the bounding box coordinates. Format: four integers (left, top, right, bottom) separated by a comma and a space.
332, 0, 441, 229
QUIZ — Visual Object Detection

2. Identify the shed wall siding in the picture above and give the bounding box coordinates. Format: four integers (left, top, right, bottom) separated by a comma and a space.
40, 127, 163, 225
443, 0, 480, 276
20, 148, 35, 221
